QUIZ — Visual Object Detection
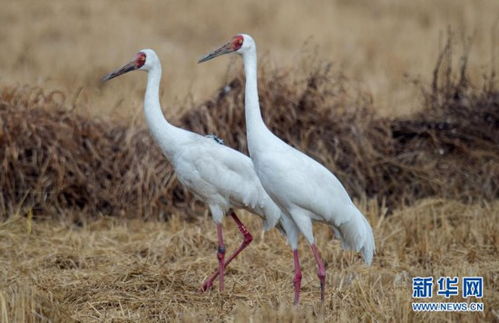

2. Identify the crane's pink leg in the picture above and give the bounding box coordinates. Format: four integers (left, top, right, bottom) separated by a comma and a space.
293, 249, 302, 305
311, 243, 326, 301
201, 211, 253, 292
216, 223, 225, 291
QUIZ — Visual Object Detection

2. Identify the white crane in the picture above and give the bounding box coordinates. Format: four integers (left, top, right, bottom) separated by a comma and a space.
199, 34, 375, 302
102, 49, 298, 292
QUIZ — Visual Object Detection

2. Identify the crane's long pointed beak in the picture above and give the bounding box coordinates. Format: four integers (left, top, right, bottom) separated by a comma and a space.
101, 61, 138, 82
198, 42, 233, 63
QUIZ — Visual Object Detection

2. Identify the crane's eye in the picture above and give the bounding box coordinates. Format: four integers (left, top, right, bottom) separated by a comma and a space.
136, 52, 146, 68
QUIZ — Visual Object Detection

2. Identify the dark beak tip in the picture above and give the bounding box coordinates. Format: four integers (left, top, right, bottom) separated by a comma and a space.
101, 72, 116, 83
197, 55, 210, 64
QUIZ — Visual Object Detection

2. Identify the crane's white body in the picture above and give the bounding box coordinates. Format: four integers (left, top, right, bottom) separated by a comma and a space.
236, 35, 375, 264
140, 49, 281, 230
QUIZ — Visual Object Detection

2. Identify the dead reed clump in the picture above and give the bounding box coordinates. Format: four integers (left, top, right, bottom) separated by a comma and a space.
0, 85, 196, 219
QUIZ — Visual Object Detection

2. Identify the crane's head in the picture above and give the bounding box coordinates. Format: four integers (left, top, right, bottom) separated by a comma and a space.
102, 49, 159, 82
198, 34, 255, 63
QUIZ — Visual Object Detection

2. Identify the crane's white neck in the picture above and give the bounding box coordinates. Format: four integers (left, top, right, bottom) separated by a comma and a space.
144, 65, 162, 112
144, 63, 181, 159
242, 48, 273, 155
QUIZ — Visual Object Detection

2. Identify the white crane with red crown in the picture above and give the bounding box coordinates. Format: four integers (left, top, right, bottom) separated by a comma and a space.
199, 34, 375, 303
102, 49, 300, 293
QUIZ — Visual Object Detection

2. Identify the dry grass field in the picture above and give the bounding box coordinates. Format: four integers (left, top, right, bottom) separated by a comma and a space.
1, 199, 498, 322
1, 1, 499, 322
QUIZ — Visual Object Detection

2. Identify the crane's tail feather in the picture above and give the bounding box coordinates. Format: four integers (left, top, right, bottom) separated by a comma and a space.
332, 206, 375, 265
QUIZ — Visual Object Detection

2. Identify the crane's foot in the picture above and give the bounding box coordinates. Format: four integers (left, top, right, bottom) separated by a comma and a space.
200, 280, 214, 292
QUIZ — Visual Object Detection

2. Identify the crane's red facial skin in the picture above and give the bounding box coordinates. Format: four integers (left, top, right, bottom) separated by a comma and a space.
136, 52, 146, 68
231, 35, 244, 51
